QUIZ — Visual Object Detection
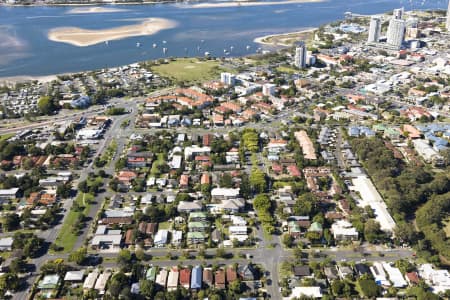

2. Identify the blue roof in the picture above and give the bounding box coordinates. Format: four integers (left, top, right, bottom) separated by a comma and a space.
434, 138, 448, 147
191, 266, 202, 289
349, 127, 360, 136
434, 145, 448, 152
71, 95, 91, 108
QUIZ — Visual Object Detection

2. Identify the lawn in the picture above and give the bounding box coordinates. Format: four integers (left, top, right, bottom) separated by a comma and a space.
151, 58, 229, 84
150, 153, 166, 176
276, 65, 299, 74
158, 221, 172, 230
0, 133, 14, 142
53, 193, 94, 253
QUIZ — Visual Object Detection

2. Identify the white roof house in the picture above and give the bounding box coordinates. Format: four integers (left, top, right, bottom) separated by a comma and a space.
331, 220, 359, 241
382, 263, 407, 288
64, 270, 85, 282
94, 271, 111, 294
283, 286, 322, 299
211, 188, 240, 200
0, 188, 20, 200
171, 230, 182, 245
0, 237, 14, 251
167, 268, 179, 291
231, 215, 247, 226
229, 226, 248, 235
370, 262, 390, 286
184, 146, 211, 160
177, 201, 202, 213
91, 233, 122, 250
156, 268, 168, 287
170, 155, 182, 169
83, 271, 99, 290
419, 264, 450, 294
104, 208, 134, 218
154, 229, 169, 247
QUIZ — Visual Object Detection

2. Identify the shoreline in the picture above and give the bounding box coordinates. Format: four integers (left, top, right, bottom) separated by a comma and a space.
253, 28, 316, 46
0, 74, 59, 84
48, 17, 178, 47
65, 6, 129, 13
0, 1, 185, 7
185, 0, 323, 9
0, 0, 322, 8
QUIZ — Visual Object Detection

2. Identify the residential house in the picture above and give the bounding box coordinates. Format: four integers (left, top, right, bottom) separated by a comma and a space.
229, 225, 248, 242
238, 264, 257, 281
203, 268, 213, 287
156, 268, 168, 288
191, 266, 202, 290
95, 271, 111, 294
154, 230, 169, 247
215, 269, 226, 289
189, 212, 208, 222
293, 266, 311, 278
0, 237, 13, 251
338, 265, 354, 279
188, 221, 209, 232
227, 266, 238, 283
64, 271, 85, 283
331, 220, 359, 242
324, 267, 338, 281
187, 232, 206, 245
180, 268, 191, 289
83, 271, 99, 291
37, 274, 60, 297
91, 225, 122, 250
167, 268, 179, 291
221, 198, 246, 213
177, 201, 203, 213
211, 188, 240, 201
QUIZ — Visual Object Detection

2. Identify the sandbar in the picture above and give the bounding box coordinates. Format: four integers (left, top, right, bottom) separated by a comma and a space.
254, 28, 316, 46
66, 6, 129, 14
48, 18, 178, 47
186, 0, 324, 9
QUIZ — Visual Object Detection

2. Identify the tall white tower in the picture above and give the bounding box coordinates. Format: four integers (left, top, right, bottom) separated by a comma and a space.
387, 18, 406, 49
393, 7, 404, 20
294, 42, 307, 69
368, 16, 382, 43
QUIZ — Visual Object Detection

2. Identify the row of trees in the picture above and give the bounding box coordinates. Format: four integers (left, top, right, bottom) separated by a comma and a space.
253, 194, 276, 234
351, 137, 450, 260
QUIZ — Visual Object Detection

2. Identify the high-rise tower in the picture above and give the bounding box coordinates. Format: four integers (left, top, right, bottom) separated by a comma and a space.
387, 18, 406, 49
368, 16, 382, 43
294, 42, 307, 69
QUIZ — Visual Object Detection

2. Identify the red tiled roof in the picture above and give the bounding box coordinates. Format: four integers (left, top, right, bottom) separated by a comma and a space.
179, 269, 191, 285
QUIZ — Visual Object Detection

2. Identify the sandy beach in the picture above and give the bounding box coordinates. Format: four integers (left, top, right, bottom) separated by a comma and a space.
48, 18, 178, 47
186, 0, 324, 9
254, 28, 316, 46
0, 74, 58, 84
66, 6, 129, 14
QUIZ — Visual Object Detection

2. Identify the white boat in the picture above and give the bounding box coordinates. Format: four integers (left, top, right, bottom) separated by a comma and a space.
246, 45, 251, 50
152, 43, 157, 48
136, 42, 141, 47
204, 51, 210, 57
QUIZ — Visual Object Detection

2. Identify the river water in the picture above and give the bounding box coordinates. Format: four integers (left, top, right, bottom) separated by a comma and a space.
0, 0, 446, 76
